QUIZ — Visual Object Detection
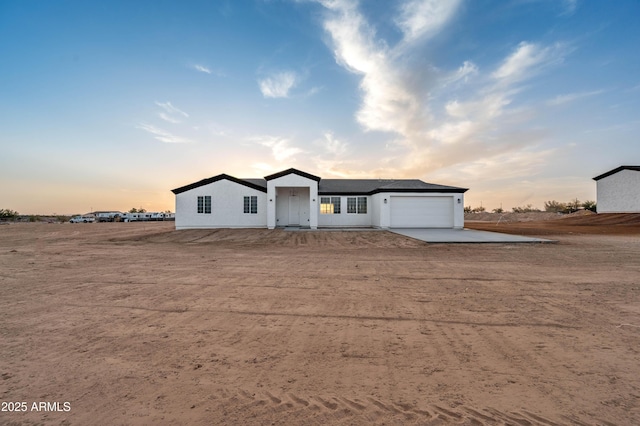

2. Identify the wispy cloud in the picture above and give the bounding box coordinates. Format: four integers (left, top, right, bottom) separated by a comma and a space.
156, 101, 188, 117
136, 123, 192, 144
193, 64, 212, 74
492, 41, 563, 86
547, 89, 604, 106
560, 0, 578, 16
155, 101, 189, 124
258, 71, 298, 98
319, 132, 348, 156
249, 135, 303, 161
395, 0, 462, 43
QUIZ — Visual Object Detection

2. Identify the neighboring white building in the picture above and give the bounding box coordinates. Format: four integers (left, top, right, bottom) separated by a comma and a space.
172, 168, 468, 230
593, 166, 640, 213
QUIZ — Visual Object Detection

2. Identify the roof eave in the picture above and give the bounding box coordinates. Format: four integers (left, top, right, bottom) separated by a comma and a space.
171, 174, 267, 194
264, 168, 321, 182
593, 166, 640, 181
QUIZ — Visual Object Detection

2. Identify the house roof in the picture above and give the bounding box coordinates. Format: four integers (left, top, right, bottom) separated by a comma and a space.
172, 169, 468, 195
318, 179, 467, 194
171, 174, 268, 194
593, 166, 640, 181
264, 168, 321, 182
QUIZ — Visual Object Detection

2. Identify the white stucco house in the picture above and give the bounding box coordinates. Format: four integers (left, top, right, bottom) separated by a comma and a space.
171, 168, 468, 230
593, 166, 640, 213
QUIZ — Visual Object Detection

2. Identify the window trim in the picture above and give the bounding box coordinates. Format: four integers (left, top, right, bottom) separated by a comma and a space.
197, 195, 211, 214
243, 195, 258, 214
347, 196, 367, 214
320, 196, 341, 214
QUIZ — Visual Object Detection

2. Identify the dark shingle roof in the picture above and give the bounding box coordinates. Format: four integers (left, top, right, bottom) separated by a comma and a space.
264, 168, 321, 182
319, 179, 467, 194
171, 174, 267, 194
593, 166, 640, 181
172, 170, 468, 195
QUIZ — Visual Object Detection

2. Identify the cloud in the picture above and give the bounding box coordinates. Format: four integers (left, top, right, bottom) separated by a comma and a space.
492, 42, 563, 85
136, 123, 192, 144
249, 135, 303, 161
547, 89, 604, 106
155, 101, 189, 124
319, 132, 348, 155
561, 0, 578, 16
156, 101, 188, 117
193, 64, 212, 74
395, 0, 462, 43
315, 0, 568, 183
258, 71, 298, 98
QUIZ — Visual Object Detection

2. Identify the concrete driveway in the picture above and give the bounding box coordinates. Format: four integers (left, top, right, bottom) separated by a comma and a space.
389, 228, 554, 243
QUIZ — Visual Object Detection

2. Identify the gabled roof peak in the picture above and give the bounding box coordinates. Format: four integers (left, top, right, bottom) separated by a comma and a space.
593, 165, 640, 181
171, 173, 267, 194
264, 168, 321, 182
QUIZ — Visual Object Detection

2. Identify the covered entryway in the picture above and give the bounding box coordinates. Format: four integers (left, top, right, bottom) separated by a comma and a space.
266, 169, 320, 229
390, 196, 454, 228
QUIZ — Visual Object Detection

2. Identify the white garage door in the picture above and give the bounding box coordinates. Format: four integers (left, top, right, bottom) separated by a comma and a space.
390, 196, 454, 228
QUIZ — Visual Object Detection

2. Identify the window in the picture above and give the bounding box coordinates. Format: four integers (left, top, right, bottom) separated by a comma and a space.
243, 196, 257, 214
320, 197, 341, 214
357, 196, 367, 214
347, 197, 367, 214
197, 196, 211, 214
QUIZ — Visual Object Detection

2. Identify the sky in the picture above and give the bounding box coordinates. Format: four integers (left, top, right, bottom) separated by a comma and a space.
1, 0, 639, 214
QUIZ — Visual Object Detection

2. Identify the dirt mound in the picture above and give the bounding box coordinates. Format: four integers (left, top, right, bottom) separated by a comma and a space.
466, 213, 640, 235
554, 212, 640, 226
465, 212, 561, 222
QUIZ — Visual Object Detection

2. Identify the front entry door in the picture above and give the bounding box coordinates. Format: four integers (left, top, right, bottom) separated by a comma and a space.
288, 195, 300, 225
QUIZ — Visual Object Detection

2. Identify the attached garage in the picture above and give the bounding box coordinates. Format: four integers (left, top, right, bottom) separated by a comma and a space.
390, 196, 454, 228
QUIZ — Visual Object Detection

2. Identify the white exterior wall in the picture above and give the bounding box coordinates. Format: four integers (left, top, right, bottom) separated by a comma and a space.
597, 170, 640, 213
317, 195, 372, 227
267, 174, 318, 229
375, 192, 465, 229
175, 180, 267, 230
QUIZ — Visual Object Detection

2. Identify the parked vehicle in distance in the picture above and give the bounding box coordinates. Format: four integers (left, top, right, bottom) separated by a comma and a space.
69, 215, 95, 223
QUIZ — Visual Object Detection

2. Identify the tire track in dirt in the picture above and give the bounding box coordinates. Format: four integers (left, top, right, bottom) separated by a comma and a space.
196, 388, 581, 425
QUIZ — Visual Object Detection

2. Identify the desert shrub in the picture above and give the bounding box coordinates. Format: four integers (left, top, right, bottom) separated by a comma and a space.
544, 200, 566, 213
512, 204, 540, 213
0, 209, 19, 219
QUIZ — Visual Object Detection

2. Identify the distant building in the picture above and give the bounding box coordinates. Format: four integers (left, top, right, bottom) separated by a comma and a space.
171, 168, 468, 230
593, 166, 640, 213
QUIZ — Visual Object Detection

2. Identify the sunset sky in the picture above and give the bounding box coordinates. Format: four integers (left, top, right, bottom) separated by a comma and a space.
1, 0, 639, 214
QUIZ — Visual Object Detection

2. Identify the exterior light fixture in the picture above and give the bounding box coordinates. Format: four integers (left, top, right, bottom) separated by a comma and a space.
457, 198, 461, 204
384, 198, 387, 204
269, 199, 273, 202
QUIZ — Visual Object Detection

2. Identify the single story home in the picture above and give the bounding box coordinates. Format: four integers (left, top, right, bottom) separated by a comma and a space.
593, 165, 640, 213
171, 168, 468, 230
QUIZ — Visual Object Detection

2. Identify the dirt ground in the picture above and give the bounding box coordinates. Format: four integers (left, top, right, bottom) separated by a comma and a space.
1, 221, 639, 425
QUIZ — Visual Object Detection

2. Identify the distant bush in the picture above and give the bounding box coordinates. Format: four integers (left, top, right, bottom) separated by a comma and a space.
544, 200, 566, 213
464, 206, 472, 213
512, 204, 540, 213
471, 206, 486, 213
0, 209, 19, 219
492, 207, 504, 213
582, 200, 597, 212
